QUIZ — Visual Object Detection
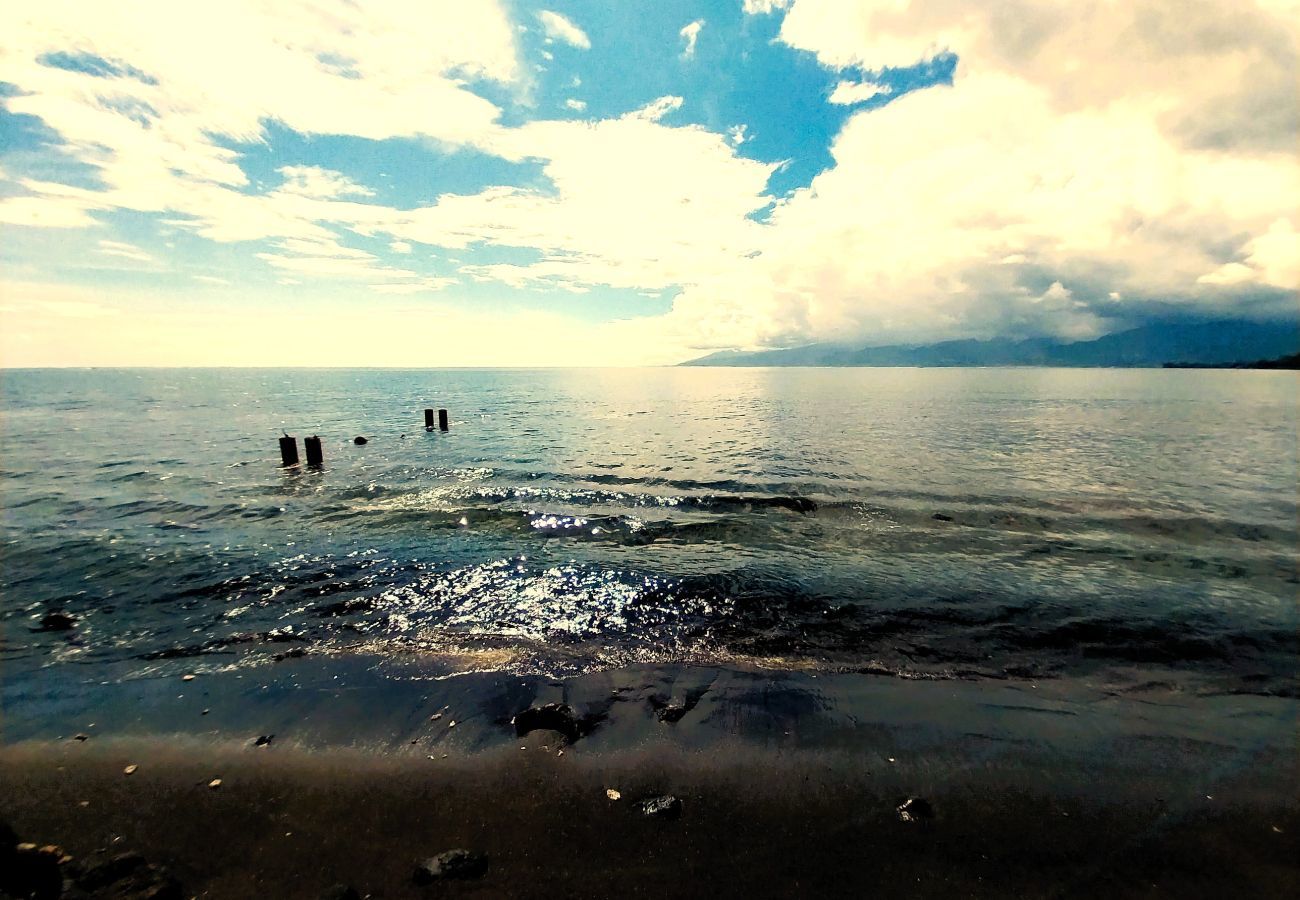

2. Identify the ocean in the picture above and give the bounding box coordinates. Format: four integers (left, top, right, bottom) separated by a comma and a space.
2, 366, 1295, 699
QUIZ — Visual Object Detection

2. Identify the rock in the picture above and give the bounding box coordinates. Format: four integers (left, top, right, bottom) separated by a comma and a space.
513, 702, 604, 743
353, 436, 368, 445
208, 778, 222, 789
932, 513, 954, 522
320, 885, 361, 900
181, 674, 195, 681
655, 701, 689, 723
412, 849, 488, 883
124, 764, 138, 775
36, 611, 76, 632
254, 734, 274, 747
605, 789, 621, 801
76, 852, 148, 890
639, 795, 683, 819
3, 843, 66, 900
73, 733, 90, 742
896, 797, 934, 823
74, 851, 183, 900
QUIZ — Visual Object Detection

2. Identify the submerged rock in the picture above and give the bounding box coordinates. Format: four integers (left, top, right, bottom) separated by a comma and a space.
654, 701, 689, 723
35, 611, 76, 632
639, 795, 683, 819
932, 513, 954, 522
896, 797, 934, 823
353, 436, 368, 445
513, 702, 604, 743
413, 849, 488, 883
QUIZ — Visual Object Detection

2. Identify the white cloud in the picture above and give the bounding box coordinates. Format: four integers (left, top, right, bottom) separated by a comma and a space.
564, 98, 588, 112
537, 11, 591, 50
389, 240, 413, 254
827, 80, 890, 105
277, 165, 375, 200
193, 274, 231, 285
742, 0, 792, 14
727, 124, 749, 146
97, 239, 154, 262
661, 0, 1300, 351
628, 95, 684, 123
0, 0, 523, 244
680, 20, 704, 58
382, 104, 775, 294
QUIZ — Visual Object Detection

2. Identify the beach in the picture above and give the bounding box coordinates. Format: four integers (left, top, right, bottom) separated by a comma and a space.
3, 655, 1297, 898
2, 367, 1296, 897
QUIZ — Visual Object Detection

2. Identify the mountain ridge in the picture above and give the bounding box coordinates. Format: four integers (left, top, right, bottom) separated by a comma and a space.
681, 320, 1300, 368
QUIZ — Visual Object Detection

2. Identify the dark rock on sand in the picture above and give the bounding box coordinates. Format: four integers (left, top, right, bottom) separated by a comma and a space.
253, 734, 274, 747
74, 850, 183, 899
35, 611, 76, 632
640, 795, 683, 819
413, 849, 488, 883
513, 703, 604, 743
319, 884, 361, 900
353, 436, 368, 445
896, 797, 935, 823
932, 513, 954, 522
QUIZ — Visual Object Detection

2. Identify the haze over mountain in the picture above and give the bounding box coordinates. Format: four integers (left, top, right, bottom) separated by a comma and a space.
683, 320, 1300, 368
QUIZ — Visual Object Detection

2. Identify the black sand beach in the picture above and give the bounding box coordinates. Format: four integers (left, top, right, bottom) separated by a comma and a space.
3, 656, 1296, 898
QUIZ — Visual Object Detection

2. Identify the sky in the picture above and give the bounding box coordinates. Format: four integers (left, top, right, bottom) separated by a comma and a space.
0, 0, 1297, 367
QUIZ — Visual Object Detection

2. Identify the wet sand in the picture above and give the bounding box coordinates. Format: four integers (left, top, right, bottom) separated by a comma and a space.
2, 658, 1297, 898
2, 737, 1296, 899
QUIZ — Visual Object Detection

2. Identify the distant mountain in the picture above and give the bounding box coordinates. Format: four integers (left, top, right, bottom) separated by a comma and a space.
681, 320, 1300, 368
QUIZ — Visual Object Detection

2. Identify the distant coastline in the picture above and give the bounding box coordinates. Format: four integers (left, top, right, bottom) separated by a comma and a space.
683, 319, 1300, 369
1163, 352, 1300, 370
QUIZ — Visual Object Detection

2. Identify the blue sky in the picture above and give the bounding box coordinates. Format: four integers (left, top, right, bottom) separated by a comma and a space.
0, 1, 1295, 366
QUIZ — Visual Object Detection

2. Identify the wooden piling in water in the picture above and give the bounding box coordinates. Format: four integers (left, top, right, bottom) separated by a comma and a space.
304, 435, 323, 467
438, 409, 449, 431
279, 434, 299, 467
424, 408, 435, 429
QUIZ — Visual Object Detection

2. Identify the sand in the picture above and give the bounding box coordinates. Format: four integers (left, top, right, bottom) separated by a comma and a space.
2, 657, 1296, 898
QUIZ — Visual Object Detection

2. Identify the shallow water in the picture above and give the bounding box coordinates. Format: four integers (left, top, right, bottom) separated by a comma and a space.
1, 367, 1295, 693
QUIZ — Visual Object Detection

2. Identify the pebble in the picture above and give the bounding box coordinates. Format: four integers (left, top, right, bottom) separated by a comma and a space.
412, 849, 488, 883
896, 797, 934, 823
606, 789, 621, 801
208, 779, 222, 789
182, 674, 195, 681
639, 795, 682, 819
123, 765, 138, 776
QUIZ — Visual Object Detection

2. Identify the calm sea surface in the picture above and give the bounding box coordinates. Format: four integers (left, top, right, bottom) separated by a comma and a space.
1, 368, 1295, 694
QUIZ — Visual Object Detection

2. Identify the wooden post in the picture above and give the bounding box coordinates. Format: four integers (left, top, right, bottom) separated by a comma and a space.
279, 434, 299, 467
424, 408, 435, 429
438, 408, 449, 431
304, 435, 323, 467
